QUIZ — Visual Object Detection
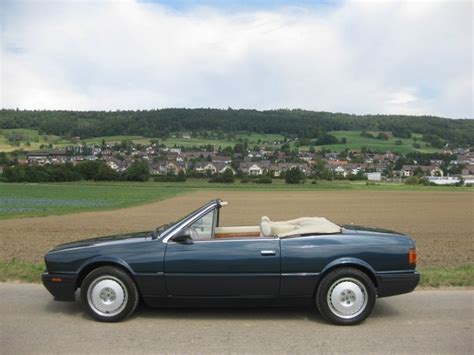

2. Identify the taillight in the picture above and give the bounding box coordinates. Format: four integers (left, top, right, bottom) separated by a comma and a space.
408, 248, 417, 265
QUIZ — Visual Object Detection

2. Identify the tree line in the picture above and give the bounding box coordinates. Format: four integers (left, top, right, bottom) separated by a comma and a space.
1, 108, 472, 146
1, 160, 150, 183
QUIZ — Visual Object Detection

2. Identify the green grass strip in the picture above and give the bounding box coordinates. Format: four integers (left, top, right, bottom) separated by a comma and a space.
0, 259, 45, 283
418, 264, 474, 287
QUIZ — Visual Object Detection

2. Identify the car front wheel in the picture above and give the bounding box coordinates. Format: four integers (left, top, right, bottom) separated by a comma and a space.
316, 267, 376, 325
80, 266, 139, 322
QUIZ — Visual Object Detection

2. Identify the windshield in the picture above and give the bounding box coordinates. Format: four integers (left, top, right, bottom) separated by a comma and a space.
150, 200, 218, 239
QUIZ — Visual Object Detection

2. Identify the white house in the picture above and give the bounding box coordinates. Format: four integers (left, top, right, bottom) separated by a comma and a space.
367, 172, 382, 181
248, 164, 263, 176
195, 163, 217, 174
219, 165, 236, 175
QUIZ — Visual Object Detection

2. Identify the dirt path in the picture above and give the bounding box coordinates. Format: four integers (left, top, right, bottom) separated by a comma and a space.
1, 190, 472, 266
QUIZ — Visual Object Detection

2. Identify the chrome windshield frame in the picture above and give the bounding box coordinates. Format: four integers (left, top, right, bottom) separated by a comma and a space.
160, 199, 221, 243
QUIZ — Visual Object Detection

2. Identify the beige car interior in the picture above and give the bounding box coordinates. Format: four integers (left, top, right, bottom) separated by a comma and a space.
214, 202, 342, 239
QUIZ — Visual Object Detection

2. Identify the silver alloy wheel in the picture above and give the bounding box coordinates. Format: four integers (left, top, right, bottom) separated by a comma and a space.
87, 276, 128, 317
327, 277, 368, 319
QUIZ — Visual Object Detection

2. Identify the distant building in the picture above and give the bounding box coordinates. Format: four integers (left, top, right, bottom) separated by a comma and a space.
367, 172, 382, 181
27, 150, 68, 165
427, 176, 460, 185
401, 165, 443, 177
194, 162, 218, 174
248, 164, 263, 176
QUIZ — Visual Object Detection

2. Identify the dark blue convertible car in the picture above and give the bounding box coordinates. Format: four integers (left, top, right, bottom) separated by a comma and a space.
43, 199, 419, 325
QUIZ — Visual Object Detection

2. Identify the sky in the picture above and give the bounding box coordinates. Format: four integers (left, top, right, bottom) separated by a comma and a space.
1, 0, 472, 118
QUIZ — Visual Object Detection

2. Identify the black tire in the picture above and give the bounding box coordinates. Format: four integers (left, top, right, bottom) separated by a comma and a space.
316, 267, 376, 325
80, 266, 139, 322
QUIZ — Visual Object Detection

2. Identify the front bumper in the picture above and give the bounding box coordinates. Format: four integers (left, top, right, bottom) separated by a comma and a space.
377, 271, 420, 298
42, 272, 78, 301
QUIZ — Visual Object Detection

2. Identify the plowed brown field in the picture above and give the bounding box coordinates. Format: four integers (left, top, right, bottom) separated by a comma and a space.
1, 190, 472, 267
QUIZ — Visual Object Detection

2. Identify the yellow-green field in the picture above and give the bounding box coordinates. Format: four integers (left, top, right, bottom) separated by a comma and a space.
0, 129, 69, 152
0, 128, 442, 154
295, 131, 440, 153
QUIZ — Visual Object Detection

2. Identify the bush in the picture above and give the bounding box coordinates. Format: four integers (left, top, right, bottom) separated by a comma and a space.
285, 167, 306, 184
240, 176, 250, 183
96, 164, 119, 181
360, 131, 375, 138
392, 127, 412, 139
154, 170, 187, 182
124, 161, 149, 181
1, 164, 82, 183
255, 176, 272, 184
315, 133, 338, 146
455, 177, 465, 187
209, 168, 235, 183
347, 171, 367, 181
75, 160, 102, 180
404, 176, 421, 184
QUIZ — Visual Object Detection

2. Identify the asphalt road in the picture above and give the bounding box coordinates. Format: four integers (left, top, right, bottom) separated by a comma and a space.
1, 283, 472, 354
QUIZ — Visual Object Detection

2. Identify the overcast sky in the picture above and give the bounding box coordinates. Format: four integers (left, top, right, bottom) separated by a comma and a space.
1, 0, 472, 118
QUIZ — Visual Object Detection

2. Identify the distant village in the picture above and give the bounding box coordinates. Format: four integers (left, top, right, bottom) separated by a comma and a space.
13, 136, 474, 185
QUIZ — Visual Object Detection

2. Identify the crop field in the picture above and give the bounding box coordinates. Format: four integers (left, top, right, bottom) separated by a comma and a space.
295, 131, 440, 154
80, 135, 152, 145
0, 183, 184, 218
162, 132, 285, 148
0, 130, 286, 153
1, 181, 470, 219
0, 129, 69, 152
0, 128, 442, 154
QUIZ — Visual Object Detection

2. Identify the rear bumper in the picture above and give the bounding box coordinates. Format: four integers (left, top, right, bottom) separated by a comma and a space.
377, 271, 420, 298
42, 272, 77, 301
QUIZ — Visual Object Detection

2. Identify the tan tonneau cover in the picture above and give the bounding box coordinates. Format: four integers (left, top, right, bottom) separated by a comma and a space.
260, 216, 342, 237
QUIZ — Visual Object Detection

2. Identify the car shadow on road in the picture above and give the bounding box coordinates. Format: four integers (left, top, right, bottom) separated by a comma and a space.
134, 304, 327, 323
370, 299, 400, 319
44, 292, 400, 323
44, 298, 82, 316
134, 300, 400, 323
44, 294, 328, 323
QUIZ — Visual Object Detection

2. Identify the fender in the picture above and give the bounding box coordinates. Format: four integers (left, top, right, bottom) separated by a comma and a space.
320, 257, 378, 282
77, 256, 135, 277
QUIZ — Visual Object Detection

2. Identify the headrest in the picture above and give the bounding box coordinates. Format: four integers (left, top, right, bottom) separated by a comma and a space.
260, 216, 272, 237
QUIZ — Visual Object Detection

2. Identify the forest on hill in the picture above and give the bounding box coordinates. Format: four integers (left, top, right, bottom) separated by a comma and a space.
1, 108, 473, 147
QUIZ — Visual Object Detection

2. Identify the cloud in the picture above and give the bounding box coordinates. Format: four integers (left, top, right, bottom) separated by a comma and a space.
1, 0, 472, 118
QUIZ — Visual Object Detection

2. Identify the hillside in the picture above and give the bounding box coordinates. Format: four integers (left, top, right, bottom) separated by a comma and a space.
1, 109, 472, 148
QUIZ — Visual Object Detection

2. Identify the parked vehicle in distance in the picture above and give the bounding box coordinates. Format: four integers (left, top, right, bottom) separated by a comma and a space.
43, 199, 419, 325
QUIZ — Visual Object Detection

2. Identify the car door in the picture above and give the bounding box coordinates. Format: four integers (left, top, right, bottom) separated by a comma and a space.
164, 210, 281, 298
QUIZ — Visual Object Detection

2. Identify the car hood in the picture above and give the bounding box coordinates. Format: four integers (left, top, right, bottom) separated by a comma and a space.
49, 231, 152, 253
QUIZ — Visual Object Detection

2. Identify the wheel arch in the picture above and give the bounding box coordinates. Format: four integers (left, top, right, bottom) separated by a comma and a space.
314, 258, 378, 296
76, 257, 136, 289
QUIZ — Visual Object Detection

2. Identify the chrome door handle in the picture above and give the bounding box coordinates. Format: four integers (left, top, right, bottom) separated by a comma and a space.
261, 250, 277, 256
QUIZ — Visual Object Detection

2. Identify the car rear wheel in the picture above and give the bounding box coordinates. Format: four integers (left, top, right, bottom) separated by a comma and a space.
80, 266, 139, 322
316, 267, 376, 325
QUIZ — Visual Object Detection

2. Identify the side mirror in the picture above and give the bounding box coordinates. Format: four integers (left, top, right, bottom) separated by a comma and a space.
172, 229, 193, 244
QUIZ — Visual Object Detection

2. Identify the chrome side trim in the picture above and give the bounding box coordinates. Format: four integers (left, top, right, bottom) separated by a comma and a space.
168, 238, 278, 244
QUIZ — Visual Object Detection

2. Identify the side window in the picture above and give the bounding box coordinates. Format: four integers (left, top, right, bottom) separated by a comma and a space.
189, 210, 216, 240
